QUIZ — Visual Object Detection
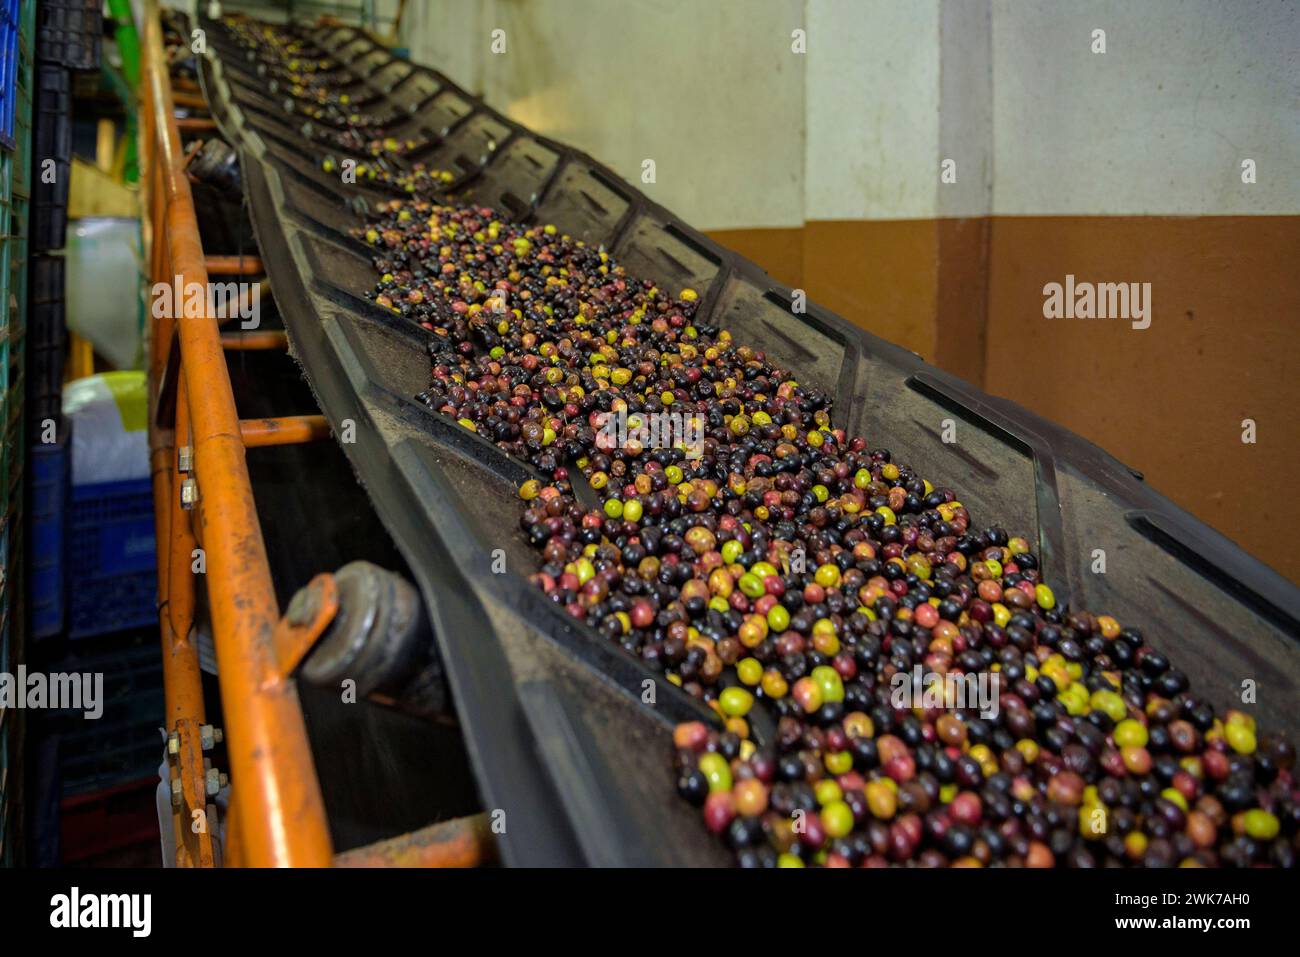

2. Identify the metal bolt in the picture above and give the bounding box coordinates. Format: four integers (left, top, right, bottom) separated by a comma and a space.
286, 584, 321, 627
168, 732, 180, 756
171, 778, 183, 807
178, 445, 194, 473
181, 477, 199, 509
205, 768, 221, 797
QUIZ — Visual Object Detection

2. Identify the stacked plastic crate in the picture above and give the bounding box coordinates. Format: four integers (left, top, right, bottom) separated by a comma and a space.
28, 0, 102, 642
0, 0, 34, 867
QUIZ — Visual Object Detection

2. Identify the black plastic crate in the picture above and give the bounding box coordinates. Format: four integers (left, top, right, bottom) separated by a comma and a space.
28, 254, 64, 350
35, 0, 101, 72
28, 299, 65, 350
28, 436, 69, 638
28, 392, 62, 434
27, 342, 64, 404
29, 251, 62, 302
37, 637, 165, 793
30, 65, 70, 251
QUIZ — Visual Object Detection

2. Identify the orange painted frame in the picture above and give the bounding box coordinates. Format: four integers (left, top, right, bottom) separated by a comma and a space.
141, 2, 496, 869
142, 0, 333, 867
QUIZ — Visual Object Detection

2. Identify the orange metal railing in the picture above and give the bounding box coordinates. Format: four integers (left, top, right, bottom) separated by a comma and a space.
141, 2, 497, 869
142, 0, 333, 867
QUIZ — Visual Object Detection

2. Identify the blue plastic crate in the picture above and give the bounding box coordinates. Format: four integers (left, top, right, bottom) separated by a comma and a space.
29, 437, 69, 637
0, 0, 18, 150
67, 478, 157, 639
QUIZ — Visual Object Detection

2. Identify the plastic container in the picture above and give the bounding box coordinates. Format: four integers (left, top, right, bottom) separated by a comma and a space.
39, 638, 164, 802
30, 65, 70, 251
67, 478, 156, 639
0, 0, 19, 150
59, 777, 160, 864
35, 0, 102, 72
0, 0, 30, 870
64, 218, 143, 369
64, 371, 149, 486
28, 253, 65, 350
27, 435, 68, 638
27, 343, 64, 419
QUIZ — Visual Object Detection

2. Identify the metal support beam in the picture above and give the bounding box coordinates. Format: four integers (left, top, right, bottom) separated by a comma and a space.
240, 415, 332, 448
143, 0, 333, 867
334, 815, 498, 868
221, 330, 288, 350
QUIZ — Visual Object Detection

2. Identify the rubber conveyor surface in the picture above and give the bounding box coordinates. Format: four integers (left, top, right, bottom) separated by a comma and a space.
196, 16, 1300, 867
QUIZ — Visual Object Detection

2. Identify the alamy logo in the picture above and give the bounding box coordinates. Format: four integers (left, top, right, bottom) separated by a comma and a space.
1042, 274, 1151, 329
0, 667, 103, 719
151, 275, 261, 329
50, 887, 151, 937
594, 409, 704, 460
890, 664, 999, 719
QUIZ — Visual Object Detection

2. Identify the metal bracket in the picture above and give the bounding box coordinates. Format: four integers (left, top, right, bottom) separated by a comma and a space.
170, 717, 217, 867
274, 573, 341, 680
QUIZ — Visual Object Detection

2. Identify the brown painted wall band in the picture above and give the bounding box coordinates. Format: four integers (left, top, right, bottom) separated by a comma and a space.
708, 215, 1300, 584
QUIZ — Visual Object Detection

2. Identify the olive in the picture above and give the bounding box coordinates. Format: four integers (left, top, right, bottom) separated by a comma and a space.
305, 149, 1297, 869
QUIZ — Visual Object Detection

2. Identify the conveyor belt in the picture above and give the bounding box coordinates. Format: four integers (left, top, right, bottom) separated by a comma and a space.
196, 16, 1299, 867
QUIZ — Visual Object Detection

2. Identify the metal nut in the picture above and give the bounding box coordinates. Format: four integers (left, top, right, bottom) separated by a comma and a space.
181, 477, 199, 510
168, 732, 180, 756
200, 724, 218, 751
205, 768, 221, 797
178, 445, 194, 473
171, 778, 183, 807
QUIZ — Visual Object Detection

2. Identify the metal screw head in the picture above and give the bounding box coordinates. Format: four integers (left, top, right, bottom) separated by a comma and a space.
206, 768, 221, 797
181, 477, 199, 510
178, 445, 194, 473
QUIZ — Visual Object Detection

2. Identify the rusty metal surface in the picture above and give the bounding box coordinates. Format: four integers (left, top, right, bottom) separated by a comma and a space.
239, 414, 331, 447
143, 0, 333, 867
221, 330, 288, 350
204, 254, 264, 275
173, 718, 216, 867
334, 814, 497, 868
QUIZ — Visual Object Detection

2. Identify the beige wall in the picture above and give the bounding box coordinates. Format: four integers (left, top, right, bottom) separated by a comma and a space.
406, 0, 807, 229
384, 1, 1292, 586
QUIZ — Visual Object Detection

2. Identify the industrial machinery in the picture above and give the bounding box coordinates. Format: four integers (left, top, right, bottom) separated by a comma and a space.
141, 2, 1300, 868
